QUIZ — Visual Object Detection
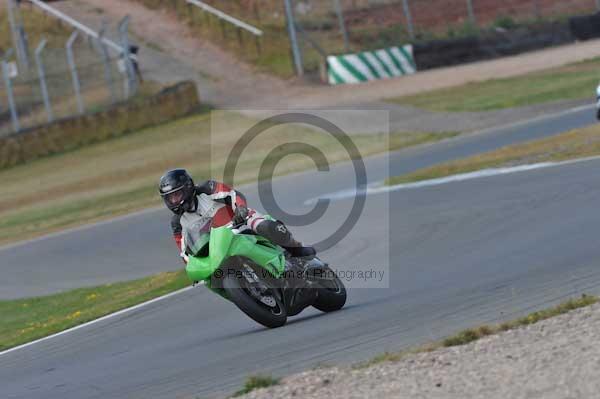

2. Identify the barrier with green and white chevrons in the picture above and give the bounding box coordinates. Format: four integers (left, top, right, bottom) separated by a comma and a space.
327, 45, 416, 85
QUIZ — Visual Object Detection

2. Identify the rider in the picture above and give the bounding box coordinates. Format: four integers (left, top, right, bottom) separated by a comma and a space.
159, 169, 316, 264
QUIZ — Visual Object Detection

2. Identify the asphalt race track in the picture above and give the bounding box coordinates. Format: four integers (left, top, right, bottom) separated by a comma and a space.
0, 105, 594, 299
1, 105, 600, 399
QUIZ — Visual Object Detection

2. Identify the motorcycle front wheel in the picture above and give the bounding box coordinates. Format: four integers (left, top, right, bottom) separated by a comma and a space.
221, 261, 288, 328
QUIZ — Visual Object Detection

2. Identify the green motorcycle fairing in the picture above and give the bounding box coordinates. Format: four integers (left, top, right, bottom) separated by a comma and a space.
185, 226, 287, 284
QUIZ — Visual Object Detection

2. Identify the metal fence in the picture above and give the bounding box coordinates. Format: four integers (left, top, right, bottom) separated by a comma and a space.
0, 1, 140, 136
332, 0, 600, 36
140, 0, 600, 77
135, 0, 268, 64
285, 0, 600, 75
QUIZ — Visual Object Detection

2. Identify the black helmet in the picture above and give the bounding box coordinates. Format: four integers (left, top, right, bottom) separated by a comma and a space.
159, 169, 196, 214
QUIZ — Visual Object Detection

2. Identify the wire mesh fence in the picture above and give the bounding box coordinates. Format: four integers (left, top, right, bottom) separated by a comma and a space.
132, 0, 600, 78
134, 0, 278, 72
0, 2, 142, 137
346, 0, 600, 36
0, 43, 132, 136
289, 0, 600, 75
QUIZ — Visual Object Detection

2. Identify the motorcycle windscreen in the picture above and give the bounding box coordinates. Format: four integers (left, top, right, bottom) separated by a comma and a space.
181, 213, 213, 256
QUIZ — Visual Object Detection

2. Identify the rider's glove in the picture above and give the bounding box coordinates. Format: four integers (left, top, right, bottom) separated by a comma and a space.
233, 205, 249, 225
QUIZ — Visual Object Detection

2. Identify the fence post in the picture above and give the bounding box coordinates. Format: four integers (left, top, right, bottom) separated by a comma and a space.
596, 0, 600, 12
35, 39, 54, 123
66, 31, 85, 115
283, 0, 303, 76
0, 50, 9, 115
188, 2, 197, 27
2, 49, 19, 133
401, 0, 415, 40
97, 26, 117, 104
236, 27, 244, 50
7, 0, 30, 70
253, 1, 261, 25
466, 0, 476, 25
254, 34, 262, 57
332, 0, 350, 51
118, 16, 137, 98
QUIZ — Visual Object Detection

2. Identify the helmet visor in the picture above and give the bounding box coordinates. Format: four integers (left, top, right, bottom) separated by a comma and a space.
163, 189, 185, 207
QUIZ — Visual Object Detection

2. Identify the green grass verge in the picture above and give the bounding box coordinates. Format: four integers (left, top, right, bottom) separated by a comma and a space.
386, 123, 600, 186
445, 295, 598, 346
357, 294, 598, 369
389, 57, 600, 112
233, 375, 280, 397
0, 270, 190, 352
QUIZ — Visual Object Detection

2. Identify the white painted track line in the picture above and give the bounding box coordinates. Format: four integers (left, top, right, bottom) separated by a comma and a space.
306, 155, 600, 205
0, 286, 194, 357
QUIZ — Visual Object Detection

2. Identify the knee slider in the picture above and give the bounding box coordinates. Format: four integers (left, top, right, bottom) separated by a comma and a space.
256, 220, 292, 246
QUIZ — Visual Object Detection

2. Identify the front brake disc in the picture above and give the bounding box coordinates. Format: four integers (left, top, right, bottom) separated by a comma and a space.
260, 295, 276, 307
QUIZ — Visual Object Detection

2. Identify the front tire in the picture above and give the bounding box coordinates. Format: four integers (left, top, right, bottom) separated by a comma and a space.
221, 263, 287, 328
313, 267, 347, 312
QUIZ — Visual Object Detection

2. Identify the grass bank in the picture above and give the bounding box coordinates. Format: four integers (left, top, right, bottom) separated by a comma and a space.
388, 57, 600, 112
0, 270, 189, 352
233, 375, 280, 397
0, 7, 71, 49
386, 123, 600, 186
0, 109, 457, 246
358, 294, 598, 369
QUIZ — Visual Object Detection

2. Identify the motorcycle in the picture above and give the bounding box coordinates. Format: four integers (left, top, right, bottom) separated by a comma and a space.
184, 219, 347, 328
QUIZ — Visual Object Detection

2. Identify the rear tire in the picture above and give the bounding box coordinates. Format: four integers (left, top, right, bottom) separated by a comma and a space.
313, 267, 347, 312
222, 264, 287, 328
